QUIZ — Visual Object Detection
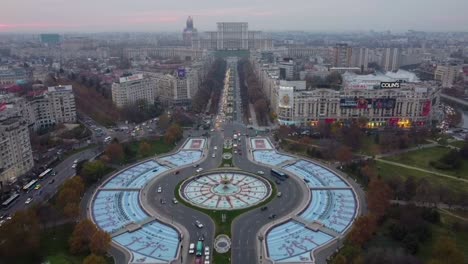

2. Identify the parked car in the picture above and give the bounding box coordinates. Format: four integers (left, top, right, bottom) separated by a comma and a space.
157, 186, 162, 193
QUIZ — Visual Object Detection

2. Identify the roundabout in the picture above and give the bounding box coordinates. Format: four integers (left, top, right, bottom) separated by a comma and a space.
180, 171, 271, 210
88, 128, 362, 264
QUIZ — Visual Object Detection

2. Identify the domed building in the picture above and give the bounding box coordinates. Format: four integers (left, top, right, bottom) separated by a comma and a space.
183, 16, 198, 47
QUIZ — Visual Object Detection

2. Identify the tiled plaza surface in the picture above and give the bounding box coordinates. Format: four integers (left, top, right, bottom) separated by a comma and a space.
90, 138, 206, 263
250, 138, 273, 150
251, 137, 359, 263
182, 172, 271, 210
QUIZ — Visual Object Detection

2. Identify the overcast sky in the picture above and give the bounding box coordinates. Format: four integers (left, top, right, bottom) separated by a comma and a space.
2, 0, 468, 33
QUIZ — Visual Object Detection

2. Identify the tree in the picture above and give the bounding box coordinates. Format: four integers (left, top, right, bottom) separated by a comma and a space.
430, 236, 464, 264
139, 141, 152, 157
81, 160, 108, 184
69, 219, 98, 254
367, 177, 393, 220
90, 230, 111, 255
63, 202, 80, 219
165, 124, 183, 145
105, 143, 125, 164
347, 215, 377, 247
336, 146, 353, 164
158, 113, 171, 130
83, 254, 107, 264
0, 209, 41, 262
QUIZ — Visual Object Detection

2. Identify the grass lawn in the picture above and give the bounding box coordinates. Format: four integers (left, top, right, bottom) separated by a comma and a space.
124, 138, 174, 162
383, 146, 468, 179
41, 224, 114, 264
375, 161, 468, 195
449, 140, 467, 148
221, 148, 233, 167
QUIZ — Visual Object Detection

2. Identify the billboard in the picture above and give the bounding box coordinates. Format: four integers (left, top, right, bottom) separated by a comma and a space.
340, 97, 372, 109
340, 97, 396, 109
422, 100, 431, 116
119, 74, 143, 83
278, 86, 294, 108
372, 98, 396, 109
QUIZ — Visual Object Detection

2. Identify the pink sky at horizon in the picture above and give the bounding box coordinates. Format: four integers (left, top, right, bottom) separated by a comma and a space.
1, 0, 468, 32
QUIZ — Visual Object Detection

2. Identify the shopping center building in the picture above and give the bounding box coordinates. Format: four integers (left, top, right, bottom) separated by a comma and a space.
251, 56, 441, 128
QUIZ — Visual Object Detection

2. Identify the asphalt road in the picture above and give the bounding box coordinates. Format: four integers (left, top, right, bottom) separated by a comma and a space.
1, 147, 98, 217
145, 129, 225, 264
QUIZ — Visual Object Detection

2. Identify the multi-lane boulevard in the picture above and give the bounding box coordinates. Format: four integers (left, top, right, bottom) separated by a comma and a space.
1, 147, 99, 218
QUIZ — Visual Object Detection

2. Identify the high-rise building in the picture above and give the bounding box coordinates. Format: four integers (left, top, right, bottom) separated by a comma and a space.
0, 117, 34, 185
111, 74, 155, 108
278, 58, 295, 80
333, 43, 352, 67
31, 85, 77, 129
381, 48, 401, 72
434, 64, 460, 88
182, 16, 198, 47
40, 34, 61, 46
156, 68, 199, 107
351, 47, 369, 72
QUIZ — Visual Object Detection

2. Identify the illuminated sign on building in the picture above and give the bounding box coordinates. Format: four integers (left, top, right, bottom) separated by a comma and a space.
380, 82, 400, 88
177, 68, 186, 78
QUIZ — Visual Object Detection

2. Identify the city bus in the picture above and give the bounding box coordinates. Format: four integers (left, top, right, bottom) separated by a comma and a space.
22, 179, 38, 192
1, 193, 20, 209
38, 168, 54, 179
271, 169, 289, 181
196, 240, 203, 256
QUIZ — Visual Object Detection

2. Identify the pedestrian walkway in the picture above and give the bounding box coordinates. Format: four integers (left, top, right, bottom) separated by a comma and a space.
309, 186, 352, 190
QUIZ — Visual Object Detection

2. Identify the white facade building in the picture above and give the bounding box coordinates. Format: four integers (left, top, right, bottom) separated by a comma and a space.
111, 74, 155, 108
0, 117, 34, 185
31, 85, 77, 129
251, 55, 440, 128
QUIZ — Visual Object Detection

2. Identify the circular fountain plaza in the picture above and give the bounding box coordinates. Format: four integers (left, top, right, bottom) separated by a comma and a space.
180, 171, 272, 210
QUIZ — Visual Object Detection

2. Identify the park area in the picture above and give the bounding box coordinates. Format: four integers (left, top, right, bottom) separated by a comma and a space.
382, 146, 468, 180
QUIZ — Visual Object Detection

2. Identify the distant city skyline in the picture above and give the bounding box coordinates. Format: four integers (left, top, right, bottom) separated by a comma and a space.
2, 0, 468, 33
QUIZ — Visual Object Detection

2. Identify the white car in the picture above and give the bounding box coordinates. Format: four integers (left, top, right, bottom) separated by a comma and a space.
157, 186, 162, 193
25, 197, 33, 204
204, 256, 210, 264
195, 220, 204, 228
71, 164, 77, 169
189, 243, 195, 254
196, 168, 203, 173
214, 146, 218, 150
204, 246, 210, 256
172, 198, 178, 204
212, 153, 216, 158
277, 192, 282, 197
257, 170, 265, 175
